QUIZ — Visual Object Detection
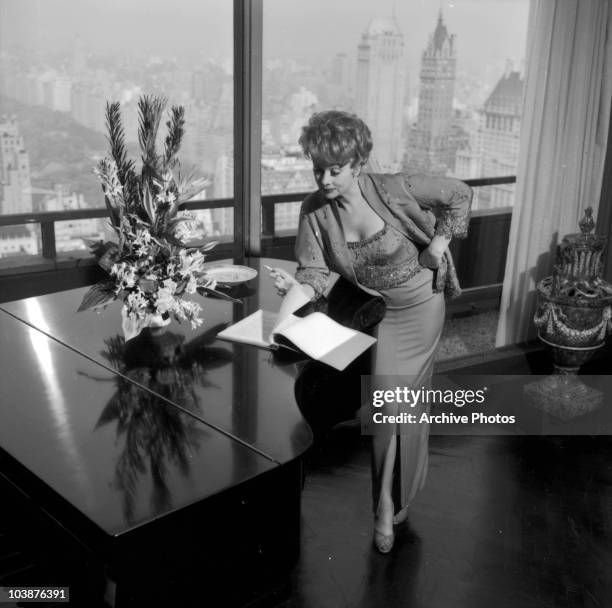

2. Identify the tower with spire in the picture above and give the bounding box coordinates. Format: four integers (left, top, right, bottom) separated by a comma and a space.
407, 11, 457, 175
355, 15, 406, 172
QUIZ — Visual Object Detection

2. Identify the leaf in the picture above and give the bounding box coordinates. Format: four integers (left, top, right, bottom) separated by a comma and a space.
200, 240, 218, 252
105, 101, 135, 189
141, 182, 156, 225
77, 281, 117, 312
88, 240, 117, 261
98, 244, 120, 271
138, 95, 165, 188
163, 106, 185, 171
197, 285, 241, 303
185, 241, 218, 254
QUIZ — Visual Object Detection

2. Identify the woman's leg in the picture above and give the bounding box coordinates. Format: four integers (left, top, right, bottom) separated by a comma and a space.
372, 432, 397, 552
373, 434, 396, 529
370, 288, 445, 541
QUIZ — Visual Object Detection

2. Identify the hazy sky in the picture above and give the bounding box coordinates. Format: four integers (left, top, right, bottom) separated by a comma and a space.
0, 0, 529, 76
264, 0, 529, 75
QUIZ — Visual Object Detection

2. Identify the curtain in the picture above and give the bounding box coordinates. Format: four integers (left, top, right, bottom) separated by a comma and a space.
495, 0, 612, 347
596, 102, 612, 284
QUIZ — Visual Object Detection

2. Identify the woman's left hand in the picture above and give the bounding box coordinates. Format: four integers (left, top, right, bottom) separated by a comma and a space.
418, 245, 444, 269
419, 235, 450, 269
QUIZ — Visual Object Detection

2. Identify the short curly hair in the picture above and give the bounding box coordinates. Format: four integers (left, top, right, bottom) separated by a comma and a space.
298, 111, 373, 168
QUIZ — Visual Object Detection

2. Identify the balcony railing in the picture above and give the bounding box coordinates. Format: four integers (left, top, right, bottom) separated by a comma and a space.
0, 176, 515, 306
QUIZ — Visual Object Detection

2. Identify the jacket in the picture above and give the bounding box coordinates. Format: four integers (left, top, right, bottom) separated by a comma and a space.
294, 172, 473, 299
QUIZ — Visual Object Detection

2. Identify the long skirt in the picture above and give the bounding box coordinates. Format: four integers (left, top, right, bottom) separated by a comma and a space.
370, 268, 445, 512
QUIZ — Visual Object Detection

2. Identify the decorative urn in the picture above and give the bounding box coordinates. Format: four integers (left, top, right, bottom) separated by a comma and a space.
534, 208, 612, 374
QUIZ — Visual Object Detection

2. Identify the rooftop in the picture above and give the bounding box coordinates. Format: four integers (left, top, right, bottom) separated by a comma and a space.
484, 71, 524, 114
431, 12, 454, 54
366, 17, 402, 38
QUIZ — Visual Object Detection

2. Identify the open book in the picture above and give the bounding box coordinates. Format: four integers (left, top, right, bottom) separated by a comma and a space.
216, 284, 377, 371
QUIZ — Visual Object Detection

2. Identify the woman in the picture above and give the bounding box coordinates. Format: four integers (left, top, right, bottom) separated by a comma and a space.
270, 110, 472, 553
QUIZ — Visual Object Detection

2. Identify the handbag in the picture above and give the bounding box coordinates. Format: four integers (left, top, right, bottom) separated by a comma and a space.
293, 277, 386, 438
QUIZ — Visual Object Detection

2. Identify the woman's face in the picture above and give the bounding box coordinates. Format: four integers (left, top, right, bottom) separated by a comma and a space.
312, 161, 358, 200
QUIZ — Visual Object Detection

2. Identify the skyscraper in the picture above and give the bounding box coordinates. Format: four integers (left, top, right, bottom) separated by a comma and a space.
356, 17, 405, 172
0, 116, 32, 215
408, 12, 457, 175
479, 63, 523, 208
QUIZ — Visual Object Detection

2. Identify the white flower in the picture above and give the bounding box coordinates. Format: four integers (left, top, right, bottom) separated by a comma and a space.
174, 222, 191, 243
177, 250, 206, 277
177, 249, 193, 274
125, 289, 148, 319
162, 278, 178, 293
133, 228, 152, 250
111, 262, 137, 291
180, 300, 203, 329
172, 299, 203, 328
94, 159, 123, 199
184, 274, 199, 295
174, 213, 196, 242
155, 286, 177, 315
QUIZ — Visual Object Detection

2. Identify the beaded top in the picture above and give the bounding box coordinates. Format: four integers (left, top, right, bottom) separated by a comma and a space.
347, 224, 422, 290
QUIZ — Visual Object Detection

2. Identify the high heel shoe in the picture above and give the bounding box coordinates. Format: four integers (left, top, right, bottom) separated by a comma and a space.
373, 528, 395, 554
374, 496, 395, 553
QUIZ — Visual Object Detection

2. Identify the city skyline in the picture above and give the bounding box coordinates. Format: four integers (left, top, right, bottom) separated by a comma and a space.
0, 2, 529, 260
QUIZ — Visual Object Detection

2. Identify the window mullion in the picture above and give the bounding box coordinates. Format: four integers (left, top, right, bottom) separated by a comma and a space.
233, 0, 263, 260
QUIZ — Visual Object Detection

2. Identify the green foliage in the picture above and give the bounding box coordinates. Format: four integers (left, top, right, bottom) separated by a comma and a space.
77, 280, 117, 311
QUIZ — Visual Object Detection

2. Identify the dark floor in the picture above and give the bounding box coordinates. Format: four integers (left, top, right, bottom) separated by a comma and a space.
2, 429, 611, 608
278, 427, 612, 608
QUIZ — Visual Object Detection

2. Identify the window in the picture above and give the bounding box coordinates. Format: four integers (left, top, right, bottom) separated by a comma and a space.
261, 0, 529, 229
0, 0, 233, 264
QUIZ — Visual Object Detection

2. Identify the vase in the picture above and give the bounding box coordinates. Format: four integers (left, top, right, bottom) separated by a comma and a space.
121, 306, 171, 342
535, 276, 611, 373
527, 209, 612, 420
533, 210, 612, 374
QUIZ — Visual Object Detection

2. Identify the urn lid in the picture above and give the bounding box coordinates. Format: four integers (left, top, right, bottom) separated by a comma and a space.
544, 208, 612, 303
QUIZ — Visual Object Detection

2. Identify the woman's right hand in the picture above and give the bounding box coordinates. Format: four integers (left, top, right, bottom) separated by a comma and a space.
265, 266, 298, 296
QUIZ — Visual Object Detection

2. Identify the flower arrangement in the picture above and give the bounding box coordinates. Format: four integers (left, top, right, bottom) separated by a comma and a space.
79, 95, 230, 340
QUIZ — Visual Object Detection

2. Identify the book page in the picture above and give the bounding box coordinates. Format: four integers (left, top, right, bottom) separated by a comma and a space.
217, 309, 278, 349
273, 283, 312, 332
318, 332, 377, 371
274, 312, 373, 362
216, 284, 310, 350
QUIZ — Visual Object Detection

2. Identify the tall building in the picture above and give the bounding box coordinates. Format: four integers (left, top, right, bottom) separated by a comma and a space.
356, 17, 405, 172
0, 116, 32, 215
479, 64, 523, 208
408, 12, 457, 175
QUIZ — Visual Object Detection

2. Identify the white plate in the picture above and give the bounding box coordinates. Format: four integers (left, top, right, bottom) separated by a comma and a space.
203, 264, 258, 285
